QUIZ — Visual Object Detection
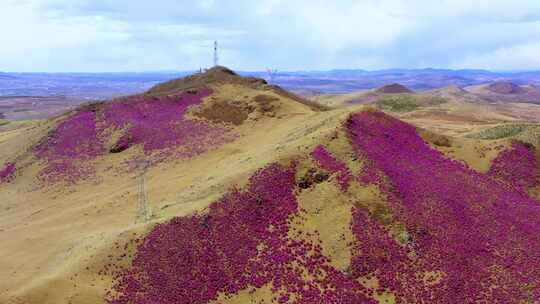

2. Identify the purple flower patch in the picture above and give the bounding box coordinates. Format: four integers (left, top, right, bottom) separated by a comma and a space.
488, 141, 538, 193
104, 110, 540, 304
311, 145, 353, 191
35, 110, 103, 184
346, 111, 540, 303
107, 162, 377, 304
35, 88, 236, 184
0, 162, 16, 183
101, 89, 234, 160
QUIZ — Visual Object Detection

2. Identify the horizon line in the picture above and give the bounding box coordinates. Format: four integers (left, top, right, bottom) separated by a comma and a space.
3, 67, 540, 75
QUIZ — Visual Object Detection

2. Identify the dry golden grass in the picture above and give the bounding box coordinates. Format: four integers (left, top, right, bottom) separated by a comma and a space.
311, 90, 372, 107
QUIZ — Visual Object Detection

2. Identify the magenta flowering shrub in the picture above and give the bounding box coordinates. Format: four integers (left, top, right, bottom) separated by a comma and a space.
35, 89, 236, 183
105, 110, 540, 303
101, 89, 235, 161
351, 208, 435, 301
107, 163, 377, 304
107, 163, 299, 303
488, 141, 538, 193
311, 145, 353, 191
35, 110, 103, 183
347, 111, 540, 303
0, 162, 16, 183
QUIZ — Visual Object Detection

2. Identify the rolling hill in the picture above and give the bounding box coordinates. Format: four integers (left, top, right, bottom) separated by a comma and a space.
0, 67, 539, 304
465, 81, 540, 104
311, 82, 540, 137
375, 83, 413, 94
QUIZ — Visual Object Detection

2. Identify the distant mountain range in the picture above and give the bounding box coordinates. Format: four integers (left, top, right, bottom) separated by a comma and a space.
0, 72, 191, 99
243, 69, 540, 94
1, 69, 540, 99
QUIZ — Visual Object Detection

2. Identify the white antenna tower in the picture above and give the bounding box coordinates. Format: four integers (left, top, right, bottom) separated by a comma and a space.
213, 40, 219, 67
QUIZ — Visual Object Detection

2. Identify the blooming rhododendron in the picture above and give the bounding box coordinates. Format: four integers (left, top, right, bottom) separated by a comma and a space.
106, 110, 540, 304
35, 89, 236, 183
101, 89, 234, 159
35, 110, 103, 183
487, 141, 538, 193
0, 162, 16, 183
107, 163, 377, 304
311, 145, 353, 191
347, 111, 540, 303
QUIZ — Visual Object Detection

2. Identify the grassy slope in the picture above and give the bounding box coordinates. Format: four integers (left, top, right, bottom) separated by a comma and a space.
466, 123, 540, 147
310, 91, 372, 107
312, 86, 540, 137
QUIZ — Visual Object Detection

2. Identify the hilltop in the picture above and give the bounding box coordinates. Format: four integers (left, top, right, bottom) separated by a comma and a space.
0, 68, 539, 304
375, 83, 413, 94
147, 66, 327, 112
311, 83, 414, 108
487, 81, 526, 94
465, 81, 540, 104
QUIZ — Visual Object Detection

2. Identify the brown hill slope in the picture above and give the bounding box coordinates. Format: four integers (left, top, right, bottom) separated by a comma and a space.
465, 81, 540, 104
487, 81, 526, 94
375, 83, 413, 94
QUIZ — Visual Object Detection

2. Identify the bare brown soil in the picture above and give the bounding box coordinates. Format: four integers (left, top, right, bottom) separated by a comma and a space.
193, 100, 248, 125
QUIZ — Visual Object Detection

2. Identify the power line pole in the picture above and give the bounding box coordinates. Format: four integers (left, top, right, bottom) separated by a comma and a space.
135, 160, 151, 223
213, 40, 219, 67
266, 68, 278, 83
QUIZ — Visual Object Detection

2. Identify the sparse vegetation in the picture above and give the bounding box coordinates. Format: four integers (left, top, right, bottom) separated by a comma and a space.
423, 131, 452, 147
421, 96, 449, 106
192, 100, 248, 125
375, 94, 419, 112
467, 123, 540, 147
375, 94, 448, 112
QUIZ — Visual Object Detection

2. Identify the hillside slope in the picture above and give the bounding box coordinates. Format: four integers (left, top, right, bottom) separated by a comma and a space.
465, 81, 540, 104
0, 68, 539, 304
311, 84, 540, 137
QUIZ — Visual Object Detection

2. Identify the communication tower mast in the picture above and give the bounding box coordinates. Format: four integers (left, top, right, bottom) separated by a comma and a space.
213, 41, 219, 67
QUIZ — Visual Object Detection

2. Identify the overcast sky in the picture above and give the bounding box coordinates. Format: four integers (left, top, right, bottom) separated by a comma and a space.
2, 0, 540, 72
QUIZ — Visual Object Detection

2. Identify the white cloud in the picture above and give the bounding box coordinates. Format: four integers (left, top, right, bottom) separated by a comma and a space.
455, 42, 540, 71
0, 1, 244, 71
1, 0, 540, 71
